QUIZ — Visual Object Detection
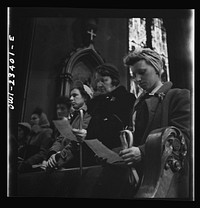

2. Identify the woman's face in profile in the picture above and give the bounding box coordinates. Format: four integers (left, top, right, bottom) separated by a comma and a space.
70, 88, 85, 110
30, 113, 40, 126
56, 104, 70, 119
130, 59, 161, 92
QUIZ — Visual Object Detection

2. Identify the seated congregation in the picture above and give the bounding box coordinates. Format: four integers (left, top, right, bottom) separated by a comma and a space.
17, 48, 191, 199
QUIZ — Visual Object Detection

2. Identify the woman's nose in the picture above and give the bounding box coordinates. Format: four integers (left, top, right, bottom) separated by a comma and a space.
70, 96, 73, 101
57, 109, 61, 113
135, 74, 141, 83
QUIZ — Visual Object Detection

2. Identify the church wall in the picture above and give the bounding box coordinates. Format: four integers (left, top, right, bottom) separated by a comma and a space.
24, 17, 128, 122
21, 10, 193, 123
95, 18, 128, 87
163, 13, 193, 91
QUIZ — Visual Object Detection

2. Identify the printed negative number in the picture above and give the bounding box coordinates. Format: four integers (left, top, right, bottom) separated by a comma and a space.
8, 79, 15, 86
8, 103, 14, 110
8, 73, 15, 78
9, 65, 15, 71
8, 93, 14, 109
8, 95, 14, 104
9, 58, 15, 64
9, 35, 14, 41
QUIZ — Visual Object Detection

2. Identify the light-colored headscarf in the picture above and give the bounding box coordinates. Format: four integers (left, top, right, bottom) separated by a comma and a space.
123, 48, 163, 75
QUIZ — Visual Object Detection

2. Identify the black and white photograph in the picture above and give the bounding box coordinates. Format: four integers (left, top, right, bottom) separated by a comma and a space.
7, 8, 194, 200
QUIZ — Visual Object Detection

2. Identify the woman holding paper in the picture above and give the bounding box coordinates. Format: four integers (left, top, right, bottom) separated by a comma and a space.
45, 81, 92, 170
42, 96, 72, 168
18, 107, 53, 173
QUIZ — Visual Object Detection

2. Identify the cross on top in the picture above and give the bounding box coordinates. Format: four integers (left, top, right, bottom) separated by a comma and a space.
87, 29, 96, 41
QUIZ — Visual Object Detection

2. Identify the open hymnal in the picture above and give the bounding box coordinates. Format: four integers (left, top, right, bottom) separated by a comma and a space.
84, 139, 123, 164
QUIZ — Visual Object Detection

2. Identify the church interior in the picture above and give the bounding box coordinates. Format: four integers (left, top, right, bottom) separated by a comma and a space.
8, 8, 194, 198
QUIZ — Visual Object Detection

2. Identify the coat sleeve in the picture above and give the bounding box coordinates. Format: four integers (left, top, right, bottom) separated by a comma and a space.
167, 89, 191, 148
138, 89, 191, 160
25, 129, 53, 165
56, 113, 91, 167
58, 141, 75, 165
49, 134, 64, 153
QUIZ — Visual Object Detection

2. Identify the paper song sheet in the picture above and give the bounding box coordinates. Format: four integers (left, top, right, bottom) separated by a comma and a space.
84, 139, 123, 164
53, 119, 77, 141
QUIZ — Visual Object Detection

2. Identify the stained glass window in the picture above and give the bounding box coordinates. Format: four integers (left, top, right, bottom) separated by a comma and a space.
151, 18, 169, 82
128, 18, 169, 97
128, 18, 147, 97
129, 18, 147, 51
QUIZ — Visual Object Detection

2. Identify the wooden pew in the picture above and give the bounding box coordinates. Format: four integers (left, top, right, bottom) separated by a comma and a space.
17, 165, 103, 197
135, 126, 188, 198
17, 126, 189, 198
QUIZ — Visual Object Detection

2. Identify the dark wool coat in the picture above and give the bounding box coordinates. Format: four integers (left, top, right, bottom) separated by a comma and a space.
133, 81, 191, 198
57, 85, 136, 168
48, 109, 91, 155
47, 109, 92, 168
18, 112, 53, 173
86, 85, 136, 149
21, 126, 53, 165
134, 82, 190, 157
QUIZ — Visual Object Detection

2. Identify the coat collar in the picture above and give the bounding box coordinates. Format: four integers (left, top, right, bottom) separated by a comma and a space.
134, 82, 173, 110
73, 103, 88, 113
30, 124, 44, 134
145, 81, 173, 113
154, 81, 173, 95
